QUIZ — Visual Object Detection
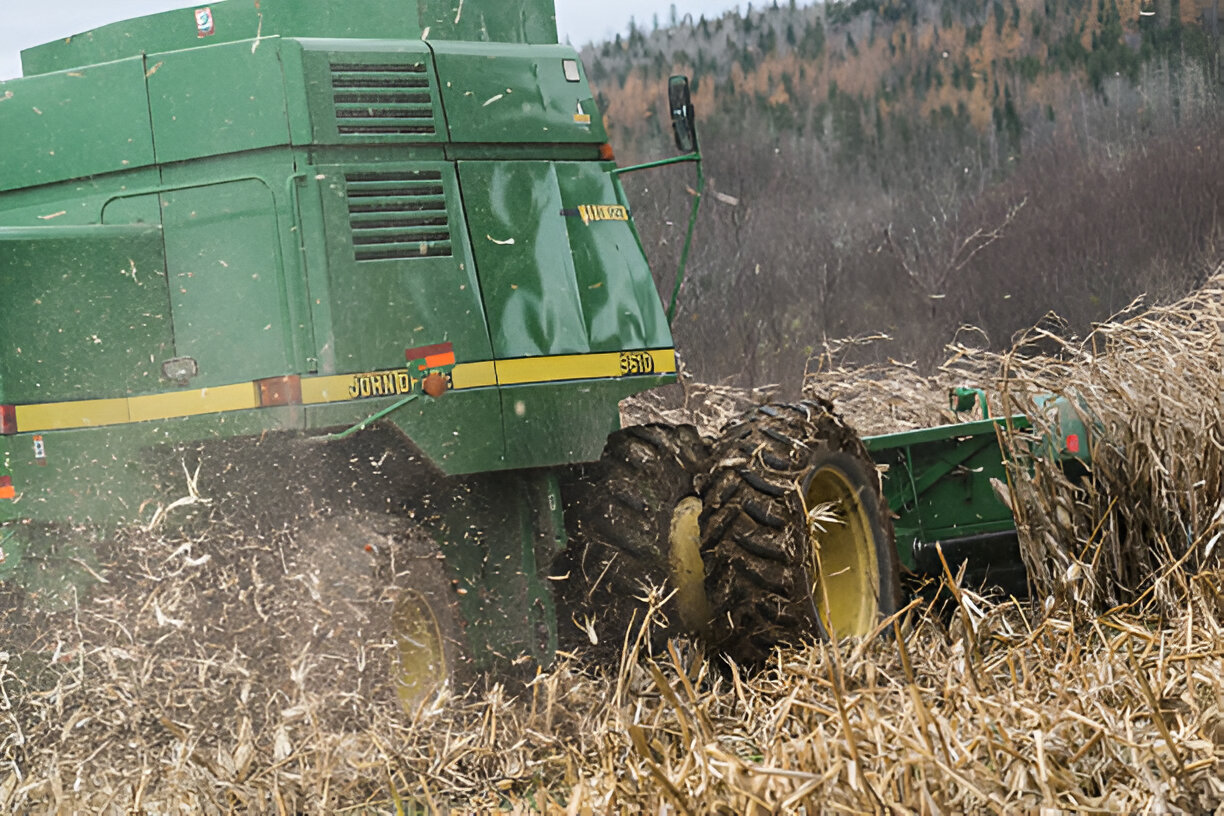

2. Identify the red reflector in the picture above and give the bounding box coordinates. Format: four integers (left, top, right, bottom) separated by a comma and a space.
424, 351, 456, 368
257, 376, 302, 407
405, 342, 454, 363
0, 475, 12, 500
0, 405, 15, 435
1065, 434, 1080, 454
599, 143, 616, 161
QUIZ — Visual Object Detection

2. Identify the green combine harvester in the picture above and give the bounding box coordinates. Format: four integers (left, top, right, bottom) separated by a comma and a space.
0, 0, 1083, 697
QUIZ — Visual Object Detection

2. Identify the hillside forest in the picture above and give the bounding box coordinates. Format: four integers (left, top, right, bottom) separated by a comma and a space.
581, 0, 1224, 390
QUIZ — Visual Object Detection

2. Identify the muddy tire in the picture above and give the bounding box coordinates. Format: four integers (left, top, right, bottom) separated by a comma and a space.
283, 513, 467, 720
699, 400, 901, 667
556, 424, 710, 660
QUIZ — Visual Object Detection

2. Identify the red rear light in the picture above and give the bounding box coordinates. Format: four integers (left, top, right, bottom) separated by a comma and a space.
0, 475, 13, 500
1065, 434, 1081, 454
599, 143, 616, 161
256, 376, 302, 407
0, 405, 15, 435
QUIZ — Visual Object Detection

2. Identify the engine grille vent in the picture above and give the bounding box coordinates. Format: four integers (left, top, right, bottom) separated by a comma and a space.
345, 172, 452, 262
330, 62, 437, 138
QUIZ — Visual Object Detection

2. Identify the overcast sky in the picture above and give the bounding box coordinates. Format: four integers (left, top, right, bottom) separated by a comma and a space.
1, 1, 754, 80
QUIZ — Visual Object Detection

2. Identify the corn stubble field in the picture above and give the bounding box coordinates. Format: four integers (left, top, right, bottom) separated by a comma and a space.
5, 278, 1224, 814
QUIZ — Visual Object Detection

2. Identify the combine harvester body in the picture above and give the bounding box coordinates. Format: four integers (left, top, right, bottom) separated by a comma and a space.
0, 0, 1083, 680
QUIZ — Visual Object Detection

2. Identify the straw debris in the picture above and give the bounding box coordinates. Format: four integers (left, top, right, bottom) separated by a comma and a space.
991, 280, 1224, 616
14, 572, 1224, 812
5, 277, 1224, 811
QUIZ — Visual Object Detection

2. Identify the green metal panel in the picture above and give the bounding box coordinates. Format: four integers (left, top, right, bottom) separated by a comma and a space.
147, 40, 291, 165
867, 415, 1027, 449
0, 57, 155, 193
866, 417, 1028, 569
0, 384, 504, 529
460, 161, 585, 356
0, 522, 102, 611
20, 0, 556, 78
313, 162, 493, 373
21, 3, 265, 76
556, 162, 671, 349
299, 41, 445, 146
160, 180, 293, 386
0, 226, 172, 404
155, 149, 317, 374
1032, 393, 1095, 468
432, 43, 604, 144
500, 376, 675, 470
308, 390, 506, 475
0, 171, 159, 228
269, 2, 424, 42
0, 0, 681, 584
20, 2, 423, 77
419, 0, 558, 43
301, 375, 675, 475
278, 41, 314, 148
0, 409, 297, 528
437, 469, 561, 672
458, 160, 670, 358
101, 192, 163, 227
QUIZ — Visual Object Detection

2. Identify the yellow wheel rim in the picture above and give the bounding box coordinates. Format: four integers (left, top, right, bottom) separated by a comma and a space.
804, 465, 879, 637
392, 588, 447, 710
668, 496, 710, 637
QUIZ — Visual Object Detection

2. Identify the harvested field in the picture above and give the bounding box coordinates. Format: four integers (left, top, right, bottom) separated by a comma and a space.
5, 278, 1224, 813
5, 566, 1224, 813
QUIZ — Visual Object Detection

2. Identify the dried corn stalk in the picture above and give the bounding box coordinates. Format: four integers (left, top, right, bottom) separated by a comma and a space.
995, 278, 1224, 613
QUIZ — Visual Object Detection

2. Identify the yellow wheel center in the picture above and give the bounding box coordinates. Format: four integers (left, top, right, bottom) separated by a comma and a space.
804, 466, 879, 637
392, 588, 447, 710
668, 495, 710, 638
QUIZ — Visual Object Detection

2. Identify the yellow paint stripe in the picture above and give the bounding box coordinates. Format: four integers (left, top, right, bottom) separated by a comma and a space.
300, 374, 357, 405
495, 349, 676, 386
299, 352, 669, 401
451, 361, 497, 390
17, 383, 261, 431
128, 382, 259, 422
9, 350, 676, 430
648, 348, 677, 375
497, 353, 618, 385
17, 397, 130, 432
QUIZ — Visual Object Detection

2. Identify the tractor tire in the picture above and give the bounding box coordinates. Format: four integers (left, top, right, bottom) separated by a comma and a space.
283, 513, 467, 720
699, 400, 901, 667
557, 424, 710, 661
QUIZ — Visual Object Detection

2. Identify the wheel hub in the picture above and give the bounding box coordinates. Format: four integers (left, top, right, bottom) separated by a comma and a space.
668, 495, 710, 637
804, 465, 880, 637
391, 588, 447, 709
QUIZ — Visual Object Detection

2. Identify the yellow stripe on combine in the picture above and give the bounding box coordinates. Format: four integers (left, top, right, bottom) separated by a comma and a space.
129, 383, 258, 422
16, 397, 130, 432
450, 361, 497, 390
8, 350, 676, 432
495, 349, 675, 386
300, 374, 359, 405
16, 384, 261, 432
497, 354, 619, 385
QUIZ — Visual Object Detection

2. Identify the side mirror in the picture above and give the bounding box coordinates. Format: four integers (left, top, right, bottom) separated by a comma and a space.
669, 75, 698, 154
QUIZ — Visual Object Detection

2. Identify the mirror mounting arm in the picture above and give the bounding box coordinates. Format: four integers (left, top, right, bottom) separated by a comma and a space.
611, 153, 702, 327
610, 74, 703, 327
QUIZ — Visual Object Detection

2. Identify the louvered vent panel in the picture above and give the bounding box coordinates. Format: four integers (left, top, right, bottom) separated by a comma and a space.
330, 62, 437, 138
346, 171, 452, 262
